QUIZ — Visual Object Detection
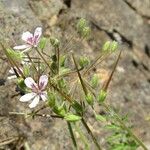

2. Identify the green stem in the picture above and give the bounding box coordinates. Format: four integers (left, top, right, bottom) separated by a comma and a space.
81, 118, 102, 150
102, 103, 148, 150
67, 122, 78, 149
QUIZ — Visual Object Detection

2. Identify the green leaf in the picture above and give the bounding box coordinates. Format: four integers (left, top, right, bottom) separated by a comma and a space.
64, 114, 81, 122
104, 124, 121, 130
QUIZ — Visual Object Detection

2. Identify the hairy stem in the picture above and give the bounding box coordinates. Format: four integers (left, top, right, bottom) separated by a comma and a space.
81, 118, 102, 150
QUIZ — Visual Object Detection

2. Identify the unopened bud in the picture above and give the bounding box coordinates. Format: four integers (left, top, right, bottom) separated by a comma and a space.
85, 93, 94, 105
98, 90, 107, 103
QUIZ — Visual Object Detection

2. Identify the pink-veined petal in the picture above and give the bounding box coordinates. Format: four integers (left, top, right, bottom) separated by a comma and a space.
20, 93, 36, 102
33, 27, 42, 45
13, 44, 30, 50
40, 91, 47, 101
29, 95, 40, 108
22, 31, 33, 43
39, 75, 48, 90
24, 77, 37, 89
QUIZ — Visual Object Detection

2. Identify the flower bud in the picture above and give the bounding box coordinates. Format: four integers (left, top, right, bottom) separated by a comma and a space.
79, 56, 90, 68
64, 114, 81, 122
98, 90, 107, 103
81, 26, 91, 38
7, 48, 24, 63
77, 18, 87, 32
17, 78, 26, 91
77, 18, 91, 38
111, 41, 118, 51
85, 93, 94, 105
102, 41, 111, 52
91, 74, 99, 88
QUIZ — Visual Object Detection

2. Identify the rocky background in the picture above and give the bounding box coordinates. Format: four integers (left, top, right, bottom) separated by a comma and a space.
0, 0, 150, 149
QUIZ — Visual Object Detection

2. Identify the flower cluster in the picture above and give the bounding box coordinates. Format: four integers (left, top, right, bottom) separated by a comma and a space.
10, 27, 48, 108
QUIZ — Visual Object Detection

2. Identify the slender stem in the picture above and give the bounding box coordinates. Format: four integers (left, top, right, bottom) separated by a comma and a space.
36, 48, 51, 70
26, 53, 38, 74
57, 47, 60, 74
75, 123, 90, 150
67, 122, 78, 149
102, 103, 148, 150
81, 118, 102, 150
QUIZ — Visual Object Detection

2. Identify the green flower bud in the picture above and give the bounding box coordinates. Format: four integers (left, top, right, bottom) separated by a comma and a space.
64, 114, 81, 122
7, 48, 24, 63
17, 78, 26, 91
98, 90, 107, 103
77, 18, 91, 38
39, 37, 47, 49
81, 26, 91, 38
79, 56, 90, 68
111, 41, 118, 51
53, 105, 66, 116
77, 18, 87, 32
102, 41, 111, 52
50, 37, 60, 47
85, 93, 94, 105
91, 74, 99, 88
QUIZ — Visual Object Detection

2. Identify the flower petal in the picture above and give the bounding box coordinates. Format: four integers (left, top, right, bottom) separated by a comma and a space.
29, 95, 40, 108
13, 45, 30, 50
20, 93, 36, 102
22, 46, 32, 53
39, 75, 48, 90
33, 27, 42, 45
22, 31, 33, 43
40, 91, 47, 101
24, 77, 37, 89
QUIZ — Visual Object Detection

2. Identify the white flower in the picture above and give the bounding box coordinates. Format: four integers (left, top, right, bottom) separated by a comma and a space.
13, 27, 42, 52
20, 75, 48, 108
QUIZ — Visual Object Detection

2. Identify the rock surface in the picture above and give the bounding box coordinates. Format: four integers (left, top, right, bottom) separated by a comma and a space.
0, 0, 150, 149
